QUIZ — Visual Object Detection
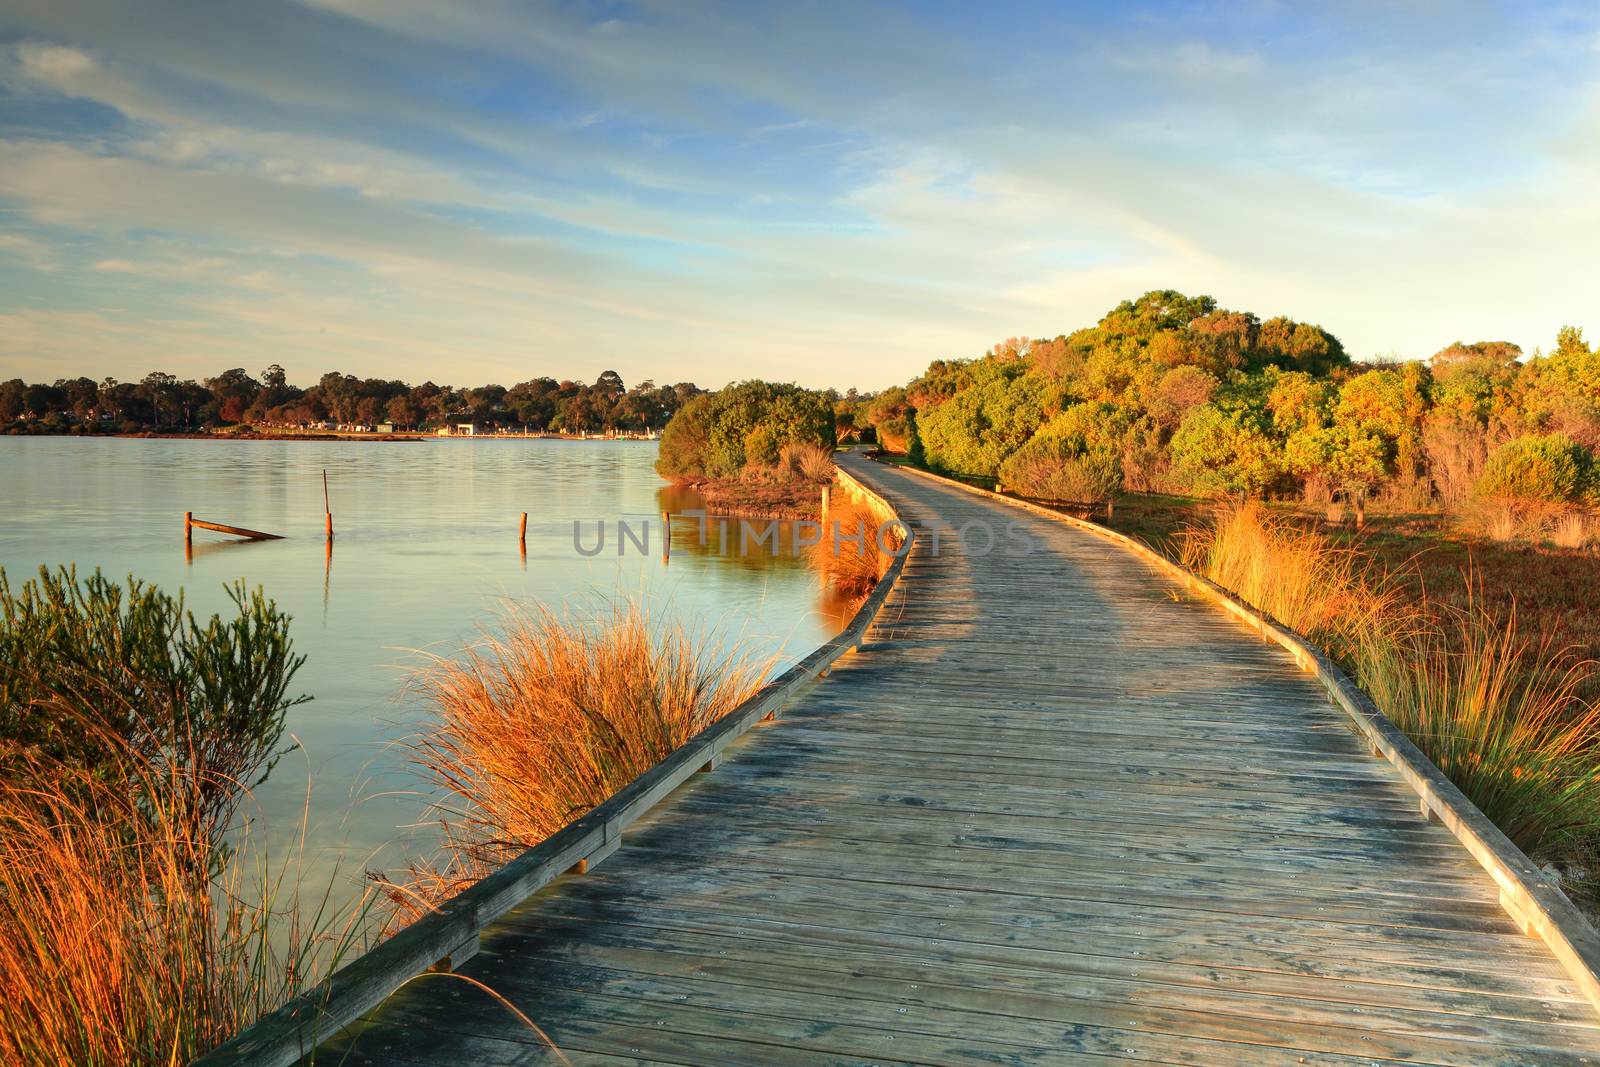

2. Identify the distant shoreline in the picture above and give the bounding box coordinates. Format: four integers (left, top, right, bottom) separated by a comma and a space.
3, 430, 659, 443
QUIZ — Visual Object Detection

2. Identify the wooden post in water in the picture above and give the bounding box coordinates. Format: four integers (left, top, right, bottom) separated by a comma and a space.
519, 512, 528, 542
184, 511, 193, 545
322, 469, 333, 544
661, 511, 671, 565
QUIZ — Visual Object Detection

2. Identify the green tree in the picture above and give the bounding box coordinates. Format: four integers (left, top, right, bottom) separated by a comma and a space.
1170, 405, 1284, 497
917, 369, 1047, 479
655, 381, 835, 480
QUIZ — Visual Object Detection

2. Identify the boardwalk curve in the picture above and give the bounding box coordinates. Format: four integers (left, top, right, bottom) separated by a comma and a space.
309, 456, 1600, 1064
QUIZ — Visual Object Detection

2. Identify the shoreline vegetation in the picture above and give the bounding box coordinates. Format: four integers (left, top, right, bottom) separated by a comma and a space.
0, 453, 896, 1061
370, 603, 774, 927
0, 567, 372, 1065
9, 285, 1600, 1060
837, 288, 1600, 908
1, 367, 700, 437
654, 380, 841, 519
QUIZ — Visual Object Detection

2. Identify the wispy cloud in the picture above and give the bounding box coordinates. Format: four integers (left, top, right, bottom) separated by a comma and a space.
0, 1, 1596, 388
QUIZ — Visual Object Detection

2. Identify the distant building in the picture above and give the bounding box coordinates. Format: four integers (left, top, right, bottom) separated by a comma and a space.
455, 423, 477, 436
376, 423, 394, 434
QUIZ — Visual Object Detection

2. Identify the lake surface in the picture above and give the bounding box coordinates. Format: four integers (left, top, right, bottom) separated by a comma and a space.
0, 436, 838, 904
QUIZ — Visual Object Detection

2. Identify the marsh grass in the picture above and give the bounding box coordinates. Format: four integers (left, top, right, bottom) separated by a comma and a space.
376, 603, 772, 924
0, 731, 374, 1066
0, 566, 372, 1065
809, 491, 901, 610
1181, 505, 1600, 887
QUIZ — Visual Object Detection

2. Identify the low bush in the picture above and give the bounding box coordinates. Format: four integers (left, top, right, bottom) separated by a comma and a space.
999, 438, 1122, 503
656, 381, 835, 481
0, 566, 305, 830
1476, 433, 1593, 506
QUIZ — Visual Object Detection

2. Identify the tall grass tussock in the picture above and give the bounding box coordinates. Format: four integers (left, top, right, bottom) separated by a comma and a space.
0, 566, 367, 1066
809, 489, 902, 610
377, 603, 771, 923
1181, 506, 1600, 884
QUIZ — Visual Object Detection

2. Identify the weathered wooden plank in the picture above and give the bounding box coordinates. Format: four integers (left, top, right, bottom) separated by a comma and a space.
274, 453, 1600, 1066
476, 909, 1600, 1028
467, 943, 1600, 1065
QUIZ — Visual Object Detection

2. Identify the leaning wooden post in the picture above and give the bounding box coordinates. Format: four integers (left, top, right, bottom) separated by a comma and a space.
184, 511, 193, 545
519, 512, 528, 542
322, 469, 334, 545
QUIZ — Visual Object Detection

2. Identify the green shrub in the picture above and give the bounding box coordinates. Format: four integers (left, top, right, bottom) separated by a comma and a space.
917, 369, 1046, 479
1475, 433, 1593, 505
0, 566, 306, 828
1170, 404, 1285, 497
655, 381, 835, 480
999, 437, 1122, 502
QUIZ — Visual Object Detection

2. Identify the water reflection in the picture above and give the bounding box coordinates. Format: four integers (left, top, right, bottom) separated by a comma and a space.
0, 436, 841, 908
656, 484, 860, 630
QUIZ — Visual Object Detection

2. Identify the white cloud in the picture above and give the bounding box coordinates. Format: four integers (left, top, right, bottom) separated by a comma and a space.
0, 2, 1598, 387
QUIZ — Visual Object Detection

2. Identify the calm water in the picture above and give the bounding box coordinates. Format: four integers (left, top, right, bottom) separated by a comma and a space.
0, 436, 836, 900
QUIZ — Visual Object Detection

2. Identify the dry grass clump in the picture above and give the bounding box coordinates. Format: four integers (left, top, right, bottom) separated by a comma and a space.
1356, 611, 1600, 856
0, 733, 368, 1067
1181, 504, 1600, 882
809, 492, 902, 609
377, 603, 771, 924
1481, 504, 1597, 549
738, 444, 833, 487
1180, 504, 1406, 648
0, 566, 366, 1064
781, 441, 836, 483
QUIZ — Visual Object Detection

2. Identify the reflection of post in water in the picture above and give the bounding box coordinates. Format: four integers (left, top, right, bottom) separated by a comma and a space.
323, 534, 332, 618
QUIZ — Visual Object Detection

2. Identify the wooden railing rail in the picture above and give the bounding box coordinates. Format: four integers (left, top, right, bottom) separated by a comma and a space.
192, 462, 910, 1067
874, 457, 1600, 1018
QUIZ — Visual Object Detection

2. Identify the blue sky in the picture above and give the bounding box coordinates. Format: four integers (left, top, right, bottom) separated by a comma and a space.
0, 1, 1596, 391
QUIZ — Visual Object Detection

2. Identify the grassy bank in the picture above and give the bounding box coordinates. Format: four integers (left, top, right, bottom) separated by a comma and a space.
669, 442, 836, 519
1178, 506, 1600, 898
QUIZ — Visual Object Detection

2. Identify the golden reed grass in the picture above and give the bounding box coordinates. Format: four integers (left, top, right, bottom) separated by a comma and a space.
809, 490, 901, 611
1182, 504, 1600, 870
0, 732, 371, 1066
375, 603, 771, 925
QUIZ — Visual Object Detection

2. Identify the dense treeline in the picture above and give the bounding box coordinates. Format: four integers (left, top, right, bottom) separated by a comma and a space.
655, 381, 837, 480
0, 367, 704, 435
862, 290, 1600, 529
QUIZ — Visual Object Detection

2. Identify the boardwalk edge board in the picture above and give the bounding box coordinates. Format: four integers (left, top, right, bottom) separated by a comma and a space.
192, 465, 911, 1067
868, 456, 1600, 1019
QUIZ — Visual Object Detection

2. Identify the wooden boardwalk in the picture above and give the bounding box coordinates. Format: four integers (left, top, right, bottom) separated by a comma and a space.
319, 456, 1600, 1066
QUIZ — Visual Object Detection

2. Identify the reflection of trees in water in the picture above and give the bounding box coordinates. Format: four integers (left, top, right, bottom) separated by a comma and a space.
656, 485, 860, 632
